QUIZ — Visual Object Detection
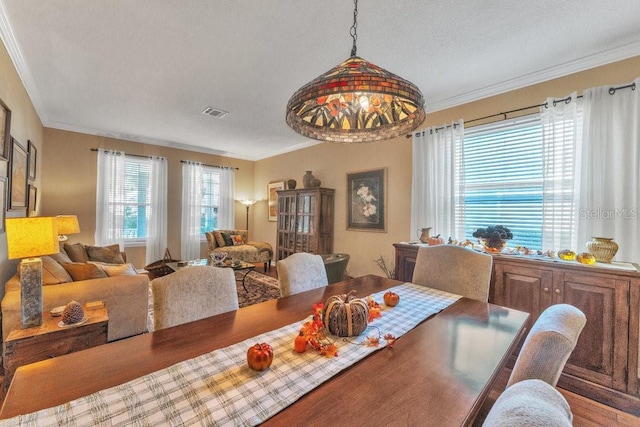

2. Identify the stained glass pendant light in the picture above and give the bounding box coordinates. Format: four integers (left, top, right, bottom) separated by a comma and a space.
286, 0, 425, 143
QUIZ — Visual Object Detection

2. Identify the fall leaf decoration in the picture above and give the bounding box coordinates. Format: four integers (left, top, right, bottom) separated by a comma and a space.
297, 303, 338, 358
366, 295, 382, 322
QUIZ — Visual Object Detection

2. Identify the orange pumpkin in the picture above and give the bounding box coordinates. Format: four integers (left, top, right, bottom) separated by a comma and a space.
247, 343, 274, 371
428, 234, 445, 246
294, 333, 307, 353
383, 291, 400, 307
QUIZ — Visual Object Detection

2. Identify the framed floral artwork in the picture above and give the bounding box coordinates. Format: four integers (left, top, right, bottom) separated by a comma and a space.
8, 137, 27, 212
347, 167, 387, 232
267, 181, 285, 222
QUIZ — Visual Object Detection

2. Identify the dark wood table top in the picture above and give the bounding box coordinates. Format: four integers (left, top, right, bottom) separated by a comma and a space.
0, 275, 529, 425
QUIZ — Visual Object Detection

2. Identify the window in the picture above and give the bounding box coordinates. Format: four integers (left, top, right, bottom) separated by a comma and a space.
123, 157, 151, 240
200, 166, 220, 235
461, 116, 544, 249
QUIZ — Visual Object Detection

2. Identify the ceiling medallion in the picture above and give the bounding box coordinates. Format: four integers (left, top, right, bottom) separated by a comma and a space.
286, 0, 425, 143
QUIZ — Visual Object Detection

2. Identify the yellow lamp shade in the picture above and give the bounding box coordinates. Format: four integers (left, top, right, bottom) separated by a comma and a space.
55, 215, 81, 235
6, 217, 60, 259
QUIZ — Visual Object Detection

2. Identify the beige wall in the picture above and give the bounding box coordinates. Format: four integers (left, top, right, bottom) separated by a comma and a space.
254, 55, 640, 278
0, 41, 45, 289
1, 25, 639, 288
40, 129, 255, 269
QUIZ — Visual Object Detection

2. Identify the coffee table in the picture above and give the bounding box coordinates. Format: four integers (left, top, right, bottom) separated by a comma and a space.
166, 259, 256, 292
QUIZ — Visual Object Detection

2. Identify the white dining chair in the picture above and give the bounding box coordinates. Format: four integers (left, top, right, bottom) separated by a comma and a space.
483, 379, 573, 426
151, 266, 238, 330
277, 252, 328, 297
508, 303, 586, 387
411, 245, 493, 302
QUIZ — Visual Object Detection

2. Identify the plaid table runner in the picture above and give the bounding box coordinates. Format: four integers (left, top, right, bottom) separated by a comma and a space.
1, 283, 460, 426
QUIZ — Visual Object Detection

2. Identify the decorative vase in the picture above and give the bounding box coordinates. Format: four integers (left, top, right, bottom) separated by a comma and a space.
287, 179, 297, 189
312, 178, 321, 187
586, 237, 618, 263
303, 171, 315, 188
418, 227, 432, 244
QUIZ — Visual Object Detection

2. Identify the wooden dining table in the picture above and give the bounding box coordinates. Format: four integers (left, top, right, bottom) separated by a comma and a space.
0, 275, 529, 426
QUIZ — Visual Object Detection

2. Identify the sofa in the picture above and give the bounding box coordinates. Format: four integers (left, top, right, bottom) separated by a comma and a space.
205, 230, 273, 272
1, 243, 149, 344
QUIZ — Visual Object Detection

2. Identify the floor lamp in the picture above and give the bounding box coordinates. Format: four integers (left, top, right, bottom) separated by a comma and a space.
5, 217, 60, 328
239, 200, 257, 231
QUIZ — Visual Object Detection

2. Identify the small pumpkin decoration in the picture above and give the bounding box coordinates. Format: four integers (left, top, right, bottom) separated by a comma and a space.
383, 291, 400, 307
323, 291, 369, 337
427, 234, 445, 246
247, 343, 274, 371
293, 333, 307, 353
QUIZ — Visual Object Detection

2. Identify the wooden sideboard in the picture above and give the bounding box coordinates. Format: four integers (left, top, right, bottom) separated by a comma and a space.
393, 242, 640, 415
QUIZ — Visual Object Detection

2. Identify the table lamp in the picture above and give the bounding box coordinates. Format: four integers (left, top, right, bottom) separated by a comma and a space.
55, 214, 81, 242
6, 217, 60, 328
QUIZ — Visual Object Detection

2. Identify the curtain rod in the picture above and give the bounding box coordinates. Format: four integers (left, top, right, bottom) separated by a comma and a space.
180, 160, 239, 170
90, 148, 153, 159
408, 81, 636, 137
91, 149, 238, 169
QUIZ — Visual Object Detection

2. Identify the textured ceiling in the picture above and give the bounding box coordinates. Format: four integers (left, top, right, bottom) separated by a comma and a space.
1, 0, 640, 160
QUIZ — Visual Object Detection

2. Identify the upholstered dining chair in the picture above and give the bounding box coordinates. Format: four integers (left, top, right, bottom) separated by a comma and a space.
277, 252, 328, 297
151, 266, 239, 330
508, 303, 586, 388
411, 245, 493, 302
482, 379, 573, 426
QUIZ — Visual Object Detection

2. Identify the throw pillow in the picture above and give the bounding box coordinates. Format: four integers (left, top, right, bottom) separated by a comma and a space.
221, 232, 234, 247
64, 243, 89, 263
86, 245, 125, 264
231, 234, 244, 246
41, 256, 74, 285
213, 231, 226, 247
61, 262, 108, 281
92, 262, 138, 277
50, 249, 73, 265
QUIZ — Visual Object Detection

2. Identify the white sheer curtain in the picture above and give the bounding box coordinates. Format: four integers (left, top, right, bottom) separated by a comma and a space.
95, 150, 125, 249
181, 161, 203, 260
145, 156, 168, 265
540, 93, 583, 252
217, 166, 235, 230
579, 78, 640, 262
411, 120, 465, 242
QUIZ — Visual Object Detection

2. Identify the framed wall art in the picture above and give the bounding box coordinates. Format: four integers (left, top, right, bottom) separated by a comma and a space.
28, 140, 37, 180
8, 137, 28, 212
267, 181, 285, 222
0, 99, 10, 159
28, 184, 37, 216
346, 167, 387, 232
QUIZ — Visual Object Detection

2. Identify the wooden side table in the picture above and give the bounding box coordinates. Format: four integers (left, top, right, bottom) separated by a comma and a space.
3, 303, 108, 390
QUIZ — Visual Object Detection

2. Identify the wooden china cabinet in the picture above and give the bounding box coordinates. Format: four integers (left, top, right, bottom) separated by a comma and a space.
276, 188, 334, 261
393, 243, 640, 415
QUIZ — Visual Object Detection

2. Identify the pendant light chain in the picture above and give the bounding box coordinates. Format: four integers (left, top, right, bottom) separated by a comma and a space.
350, 0, 358, 57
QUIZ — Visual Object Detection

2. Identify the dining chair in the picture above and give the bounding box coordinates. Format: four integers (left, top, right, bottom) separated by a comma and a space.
277, 252, 328, 297
482, 379, 573, 426
411, 245, 493, 302
151, 266, 239, 330
507, 303, 586, 388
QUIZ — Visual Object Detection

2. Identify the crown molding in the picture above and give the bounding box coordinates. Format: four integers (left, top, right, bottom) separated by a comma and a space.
426, 40, 640, 114
0, 1, 46, 122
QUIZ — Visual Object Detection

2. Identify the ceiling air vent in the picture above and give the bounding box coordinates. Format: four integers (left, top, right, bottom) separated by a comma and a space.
202, 107, 228, 118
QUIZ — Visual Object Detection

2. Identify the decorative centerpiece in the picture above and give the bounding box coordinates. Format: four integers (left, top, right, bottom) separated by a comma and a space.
210, 251, 227, 265
323, 291, 369, 337
472, 225, 513, 253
